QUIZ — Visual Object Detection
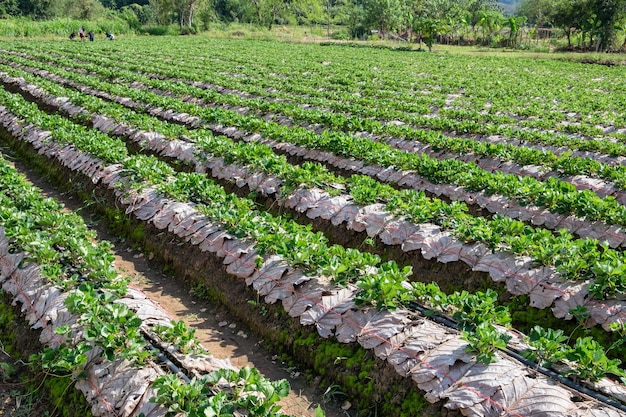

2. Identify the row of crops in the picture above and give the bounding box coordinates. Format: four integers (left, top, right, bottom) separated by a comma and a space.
0, 137, 304, 415
1, 36, 626, 416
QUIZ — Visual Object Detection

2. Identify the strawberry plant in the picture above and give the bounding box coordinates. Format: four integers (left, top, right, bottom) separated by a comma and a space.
354, 262, 414, 310
153, 320, 203, 355
523, 326, 568, 368
35, 342, 92, 379
462, 323, 512, 365
151, 367, 293, 417
565, 337, 626, 382
448, 289, 511, 331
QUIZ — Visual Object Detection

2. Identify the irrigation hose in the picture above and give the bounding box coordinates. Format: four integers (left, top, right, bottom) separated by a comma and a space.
503, 346, 626, 413
142, 329, 191, 383
408, 301, 626, 413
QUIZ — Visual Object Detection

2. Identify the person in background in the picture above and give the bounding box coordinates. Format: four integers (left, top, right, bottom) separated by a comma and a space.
106, 32, 115, 40
88, 31, 95, 42
69, 32, 76, 40
79, 26, 85, 41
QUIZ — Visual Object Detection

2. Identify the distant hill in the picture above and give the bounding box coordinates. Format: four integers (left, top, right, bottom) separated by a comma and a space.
498, 0, 521, 15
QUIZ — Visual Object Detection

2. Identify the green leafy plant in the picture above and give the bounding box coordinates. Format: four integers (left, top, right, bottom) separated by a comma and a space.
354, 262, 414, 310
462, 323, 512, 365
65, 282, 152, 365
565, 337, 626, 382
153, 320, 203, 354
522, 326, 568, 368
448, 289, 511, 331
32, 342, 91, 380
151, 367, 292, 417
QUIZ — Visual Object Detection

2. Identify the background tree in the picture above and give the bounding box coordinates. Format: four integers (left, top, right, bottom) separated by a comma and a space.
149, 0, 174, 24
0, 0, 532, 48
589, 0, 626, 50
551, 0, 586, 47
517, 0, 554, 27
172, 0, 209, 28
518, 0, 626, 50
453, 8, 472, 42
328, 0, 355, 24
476, 8, 502, 43
14, 0, 56, 19
505, 15, 526, 45
344, 0, 367, 38
293, 0, 324, 25
120, 3, 156, 26
0, 0, 20, 17
60, 0, 108, 19
465, 0, 501, 28
414, 16, 443, 49
251, 0, 293, 29
362, 0, 403, 34
213, 0, 256, 22
13, 0, 107, 19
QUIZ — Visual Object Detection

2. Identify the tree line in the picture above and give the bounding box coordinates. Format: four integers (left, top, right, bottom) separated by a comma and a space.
519, 0, 626, 51
2, 0, 626, 51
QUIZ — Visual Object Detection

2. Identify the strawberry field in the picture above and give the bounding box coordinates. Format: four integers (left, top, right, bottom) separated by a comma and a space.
2, 36, 626, 416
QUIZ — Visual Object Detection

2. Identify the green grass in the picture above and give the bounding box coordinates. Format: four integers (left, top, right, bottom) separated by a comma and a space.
3, 16, 626, 64
0, 17, 132, 39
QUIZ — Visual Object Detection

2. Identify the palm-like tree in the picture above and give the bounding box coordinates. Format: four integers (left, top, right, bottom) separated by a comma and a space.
476, 9, 502, 44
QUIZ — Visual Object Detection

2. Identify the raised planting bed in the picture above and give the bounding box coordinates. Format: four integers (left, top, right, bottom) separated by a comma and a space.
0, 147, 327, 417
3, 70, 626, 343
0, 78, 625, 416
7, 48, 626, 239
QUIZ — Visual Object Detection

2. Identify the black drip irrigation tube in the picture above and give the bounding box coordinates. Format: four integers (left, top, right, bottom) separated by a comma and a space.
408, 301, 626, 413
142, 329, 191, 383
503, 347, 626, 412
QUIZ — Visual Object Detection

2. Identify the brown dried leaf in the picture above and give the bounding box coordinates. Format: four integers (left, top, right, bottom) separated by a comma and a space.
264, 270, 310, 304
282, 282, 325, 318
441, 359, 524, 411
482, 372, 578, 417
226, 250, 258, 279
352, 308, 411, 350
300, 287, 356, 338
376, 319, 452, 361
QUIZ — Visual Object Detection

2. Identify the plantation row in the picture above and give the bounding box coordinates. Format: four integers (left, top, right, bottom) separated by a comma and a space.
4, 48, 626, 315
5, 69, 626, 339
1, 39, 624, 342
1, 71, 625, 417
33, 41, 626, 155
1, 36, 626, 416
60, 47, 626, 182
6, 48, 626, 248
0, 151, 303, 416
38, 39, 626, 132
6, 48, 624, 223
